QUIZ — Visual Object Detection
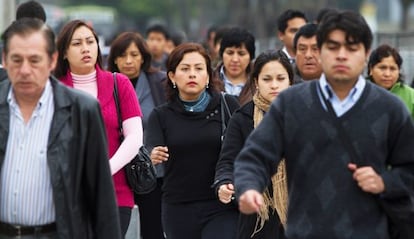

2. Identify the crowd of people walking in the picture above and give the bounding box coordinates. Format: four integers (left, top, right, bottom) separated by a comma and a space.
0, 1, 414, 239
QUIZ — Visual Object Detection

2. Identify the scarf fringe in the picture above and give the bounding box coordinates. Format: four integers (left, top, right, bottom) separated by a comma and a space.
252, 92, 288, 235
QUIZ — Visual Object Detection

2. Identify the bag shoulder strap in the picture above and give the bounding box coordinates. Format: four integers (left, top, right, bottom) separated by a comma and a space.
317, 84, 362, 165
112, 72, 124, 141
220, 91, 232, 141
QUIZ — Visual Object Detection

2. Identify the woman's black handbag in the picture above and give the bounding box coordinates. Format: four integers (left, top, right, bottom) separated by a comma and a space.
113, 73, 157, 194
124, 146, 157, 194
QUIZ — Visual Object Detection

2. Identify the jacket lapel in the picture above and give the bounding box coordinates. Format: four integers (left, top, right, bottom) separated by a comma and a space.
48, 77, 72, 148
0, 81, 10, 156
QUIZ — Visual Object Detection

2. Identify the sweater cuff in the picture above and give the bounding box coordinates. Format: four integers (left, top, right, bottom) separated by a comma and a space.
380, 170, 408, 199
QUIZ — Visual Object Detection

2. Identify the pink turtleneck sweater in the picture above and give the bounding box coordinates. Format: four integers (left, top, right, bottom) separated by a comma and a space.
71, 70, 143, 175
61, 67, 143, 207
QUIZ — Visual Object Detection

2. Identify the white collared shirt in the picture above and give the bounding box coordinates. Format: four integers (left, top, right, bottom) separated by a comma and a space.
219, 66, 245, 96
318, 74, 366, 117
0, 80, 55, 225
282, 46, 295, 64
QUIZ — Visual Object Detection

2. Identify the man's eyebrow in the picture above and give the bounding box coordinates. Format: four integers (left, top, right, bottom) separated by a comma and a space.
325, 39, 340, 45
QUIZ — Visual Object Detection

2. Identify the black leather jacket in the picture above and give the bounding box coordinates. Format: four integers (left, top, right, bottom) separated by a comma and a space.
0, 77, 122, 239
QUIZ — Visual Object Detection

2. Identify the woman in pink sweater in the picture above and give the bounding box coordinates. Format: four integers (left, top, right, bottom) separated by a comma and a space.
54, 20, 143, 237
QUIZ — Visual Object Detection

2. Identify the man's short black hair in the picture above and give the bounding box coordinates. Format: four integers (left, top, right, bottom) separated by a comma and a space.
277, 9, 308, 33
315, 8, 337, 24
16, 0, 46, 22
213, 26, 231, 46
293, 23, 318, 51
316, 10, 372, 52
145, 24, 170, 40
206, 25, 218, 40
2, 18, 55, 58
170, 30, 187, 46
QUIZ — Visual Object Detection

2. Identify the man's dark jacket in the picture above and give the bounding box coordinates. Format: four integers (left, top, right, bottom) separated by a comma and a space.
0, 68, 7, 82
0, 77, 122, 239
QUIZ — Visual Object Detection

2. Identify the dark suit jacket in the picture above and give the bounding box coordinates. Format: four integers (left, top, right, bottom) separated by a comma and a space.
0, 68, 7, 82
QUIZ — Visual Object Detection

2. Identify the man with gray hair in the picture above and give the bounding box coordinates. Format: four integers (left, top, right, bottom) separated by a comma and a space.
0, 18, 122, 239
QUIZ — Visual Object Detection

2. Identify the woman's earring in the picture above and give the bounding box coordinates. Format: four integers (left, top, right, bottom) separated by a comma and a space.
206, 82, 209, 88
173, 82, 176, 88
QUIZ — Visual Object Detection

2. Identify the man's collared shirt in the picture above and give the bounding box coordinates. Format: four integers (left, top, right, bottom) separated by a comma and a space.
318, 74, 366, 117
282, 46, 295, 64
219, 66, 245, 96
0, 80, 55, 225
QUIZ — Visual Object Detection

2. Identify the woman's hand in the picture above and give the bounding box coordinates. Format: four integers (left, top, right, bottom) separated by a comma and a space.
151, 146, 169, 165
218, 183, 235, 204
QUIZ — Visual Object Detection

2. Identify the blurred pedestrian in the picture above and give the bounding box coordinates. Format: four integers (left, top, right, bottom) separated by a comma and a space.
277, 9, 307, 64
165, 29, 187, 54
54, 20, 143, 238
314, 7, 337, 24
107, 31, 167, 239
292, 23, 322, 82
368, 44, 414, 118
16, 0, 46, 22
146, 24, 170, 71
202, 25, 218, 62
213, 27, 255, 104
210, 26, 231, 68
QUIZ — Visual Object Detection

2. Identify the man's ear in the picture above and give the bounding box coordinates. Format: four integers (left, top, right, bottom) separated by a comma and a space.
2, 52, 6, 69
277, 31, 284, 41
50, 51, 58, 71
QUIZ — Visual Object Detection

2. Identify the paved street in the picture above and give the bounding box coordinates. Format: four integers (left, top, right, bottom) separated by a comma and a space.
126, 205, 141, 239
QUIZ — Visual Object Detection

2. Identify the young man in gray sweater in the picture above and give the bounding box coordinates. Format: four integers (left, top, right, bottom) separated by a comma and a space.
234, 10, 414, 239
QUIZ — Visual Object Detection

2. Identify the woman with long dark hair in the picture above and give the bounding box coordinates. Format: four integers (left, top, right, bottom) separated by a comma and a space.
55, 20, 143, 238
215, 50, 294, 239
146, 43, 240, 239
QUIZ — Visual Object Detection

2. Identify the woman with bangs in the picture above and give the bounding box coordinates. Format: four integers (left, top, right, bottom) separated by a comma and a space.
107, 31, 167, 239
367, 44, 414, 118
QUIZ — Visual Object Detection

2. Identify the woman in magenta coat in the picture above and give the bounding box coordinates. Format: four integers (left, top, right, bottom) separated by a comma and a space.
54, 20, 143, 238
